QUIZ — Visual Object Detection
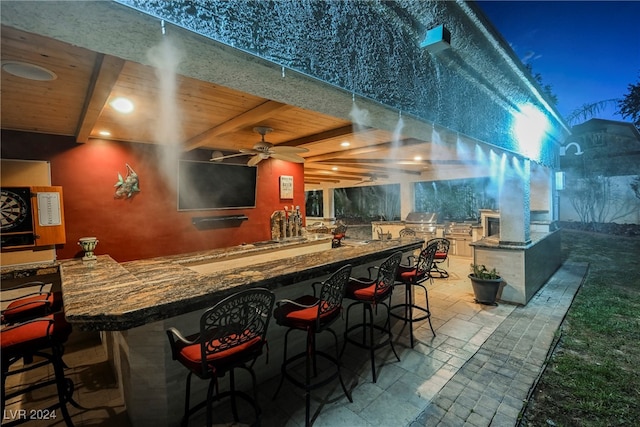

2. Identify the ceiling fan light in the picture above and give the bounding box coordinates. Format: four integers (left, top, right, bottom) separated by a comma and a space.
210, 150, 224, 162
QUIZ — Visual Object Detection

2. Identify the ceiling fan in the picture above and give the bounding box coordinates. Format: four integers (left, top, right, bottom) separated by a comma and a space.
210, 126, 308, 166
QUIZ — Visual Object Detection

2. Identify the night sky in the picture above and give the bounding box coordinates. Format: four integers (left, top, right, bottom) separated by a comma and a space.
476, 1, 640, 124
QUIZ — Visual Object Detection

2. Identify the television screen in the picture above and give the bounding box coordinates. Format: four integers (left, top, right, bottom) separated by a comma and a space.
178, 160, 257, 210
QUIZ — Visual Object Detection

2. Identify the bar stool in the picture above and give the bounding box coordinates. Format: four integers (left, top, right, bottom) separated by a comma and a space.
341, 251, 402, 383
1, 281, 63, 325
331, 221, 348, 247
390, 241, 438, 348
1, 313, 78, 427
427, 238, 450, 278
398, 228, 416, 238
166, 288, 276, 427
272, 264, 353, 427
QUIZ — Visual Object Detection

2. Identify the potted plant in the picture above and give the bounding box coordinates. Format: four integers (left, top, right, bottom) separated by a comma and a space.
469, 264, 503, 305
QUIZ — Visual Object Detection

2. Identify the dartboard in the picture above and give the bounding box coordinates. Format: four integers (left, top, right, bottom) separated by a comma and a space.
1, 188, 30, 231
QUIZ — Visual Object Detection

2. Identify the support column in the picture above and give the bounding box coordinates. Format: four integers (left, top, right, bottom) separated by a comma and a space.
400, 181, 415, 220
499, 159, 531, 245
324, 187, 335, 219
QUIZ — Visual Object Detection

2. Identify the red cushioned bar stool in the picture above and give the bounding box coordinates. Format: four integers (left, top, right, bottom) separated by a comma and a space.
390, 240, 438, 348
1, 281, 63, 325
167, 288, 276, 427
1, 313, 78, 427
272, 264, 353, 427
427, 238, 450, 278
331, 221, 348, 248
341, 251, 403, 383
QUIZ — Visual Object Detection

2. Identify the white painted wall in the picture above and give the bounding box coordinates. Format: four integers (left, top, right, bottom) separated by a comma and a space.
559, 175, 640, 224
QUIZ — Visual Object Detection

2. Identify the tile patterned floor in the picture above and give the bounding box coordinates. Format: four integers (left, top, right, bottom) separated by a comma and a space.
2, 256, 586, 427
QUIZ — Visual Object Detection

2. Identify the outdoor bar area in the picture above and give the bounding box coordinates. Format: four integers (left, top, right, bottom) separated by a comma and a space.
1, 1, 571, 426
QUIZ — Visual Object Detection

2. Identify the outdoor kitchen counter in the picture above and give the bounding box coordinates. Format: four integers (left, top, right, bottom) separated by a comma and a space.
470, 229, 562, 305
59, 236, 424, 331
470, 231, 551, 249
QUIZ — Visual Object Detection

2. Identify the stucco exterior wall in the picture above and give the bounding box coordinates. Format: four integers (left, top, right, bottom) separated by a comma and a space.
559, 175, 640, 224
116, 0, 567, 167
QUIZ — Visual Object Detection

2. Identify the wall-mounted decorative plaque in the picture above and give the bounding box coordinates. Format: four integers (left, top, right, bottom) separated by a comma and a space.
280, 175, 293, 199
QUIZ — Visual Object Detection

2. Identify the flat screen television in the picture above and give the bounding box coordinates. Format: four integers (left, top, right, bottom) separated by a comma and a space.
178, 160, 257, 210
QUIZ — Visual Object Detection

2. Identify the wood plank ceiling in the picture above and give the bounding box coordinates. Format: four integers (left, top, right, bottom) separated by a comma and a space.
1, 25, 475, 188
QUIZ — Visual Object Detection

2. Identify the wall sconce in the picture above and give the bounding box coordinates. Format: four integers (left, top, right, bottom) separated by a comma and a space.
559, 142, 583, 156
420, 24, 451, 53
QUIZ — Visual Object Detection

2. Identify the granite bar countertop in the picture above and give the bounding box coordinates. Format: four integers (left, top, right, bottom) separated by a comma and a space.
1, 261, 60, 282
59, 237, 423, 331
470, 230, 558, 250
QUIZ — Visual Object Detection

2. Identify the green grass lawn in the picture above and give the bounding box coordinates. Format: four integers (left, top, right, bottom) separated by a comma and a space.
521, 229, 640, 426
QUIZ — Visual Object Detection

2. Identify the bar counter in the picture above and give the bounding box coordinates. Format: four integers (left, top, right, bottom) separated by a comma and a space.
59, 236, 424, 331
57, 236, 424, 425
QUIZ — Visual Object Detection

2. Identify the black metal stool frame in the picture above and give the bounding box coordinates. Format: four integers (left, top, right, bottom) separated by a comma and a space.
427, 238, 451, 278
341, 251, 403, 383
390, 241, 438, 348
1, 315, 80, 427
167, 288, 275, 427
272, 264, 353, 427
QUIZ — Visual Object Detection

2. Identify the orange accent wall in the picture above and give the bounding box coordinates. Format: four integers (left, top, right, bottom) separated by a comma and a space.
1, 131, 305, 262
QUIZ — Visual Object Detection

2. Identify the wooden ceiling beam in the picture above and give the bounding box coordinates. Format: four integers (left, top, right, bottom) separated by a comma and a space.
304, 166, 388, 178
280, 124, 370, 147
311, 161, 422, 176
304, 177, 341, 183
317, 158, 478, 166
304, 138, 426, 162
305, 173, 366, 181
76, 54, 125, 143
184, 100, 293, 151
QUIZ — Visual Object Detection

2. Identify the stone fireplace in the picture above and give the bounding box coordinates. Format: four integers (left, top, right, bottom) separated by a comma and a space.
480, 210, 500, 239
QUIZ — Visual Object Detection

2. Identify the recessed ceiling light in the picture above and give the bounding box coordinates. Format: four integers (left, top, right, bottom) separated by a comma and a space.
1, 61, 57, 81
110, 97, 134, 114
98, 130, 111, 136
332, 166, 338, 171
413, 155, 422, 161
340, 141, 350, 147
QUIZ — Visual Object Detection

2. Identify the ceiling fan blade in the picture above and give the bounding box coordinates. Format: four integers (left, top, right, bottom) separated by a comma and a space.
210, 152, 249, 162
247, 155, 263, 166
270, 152, 306, 163
240, 148, 261, 154
270, 146, 309, 154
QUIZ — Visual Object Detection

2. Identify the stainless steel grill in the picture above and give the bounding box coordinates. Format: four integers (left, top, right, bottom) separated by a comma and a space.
444, 222, 473, 257
404, 212, 438, 240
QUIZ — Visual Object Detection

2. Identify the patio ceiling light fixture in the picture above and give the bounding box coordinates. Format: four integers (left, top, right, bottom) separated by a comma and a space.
110, 97, 134, 114
513, 103, 548, 161
420, 24, 451, 53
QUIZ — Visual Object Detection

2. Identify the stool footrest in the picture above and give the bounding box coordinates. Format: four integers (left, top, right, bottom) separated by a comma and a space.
344, 323, 394, 351
430, 266, 449, 278
280, 350, 348, 393
2, 378, 77, 427
186, 389, 259, 422
390, 303, 431, 323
